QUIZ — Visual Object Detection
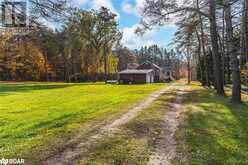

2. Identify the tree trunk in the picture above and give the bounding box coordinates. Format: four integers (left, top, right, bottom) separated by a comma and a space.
222, 9, 226, 85
62, 52, 68, 82
44, 51, 50, 82
72, 55, 78, 83
187, 59, 191, 84
241, 0, 248, 65
103, 46, 108, 82
197, 0, 210, 87
224, 0, 241, 102
195, 28, 204, 84
209, 0, 224, 95
218, 33, 226, 85
187, 48, 191, 84
95, 50, 99, 82
226, 46, 231, 83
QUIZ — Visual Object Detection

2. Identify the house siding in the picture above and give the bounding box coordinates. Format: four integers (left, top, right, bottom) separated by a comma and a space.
119, 73, 147, 84
137, 63, 160, 82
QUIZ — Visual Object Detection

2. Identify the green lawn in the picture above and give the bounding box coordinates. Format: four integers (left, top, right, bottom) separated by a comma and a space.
77, 82, 248, 165
0, 82, 164, 160
176, 83, 248, 164
2, 81, 248, 164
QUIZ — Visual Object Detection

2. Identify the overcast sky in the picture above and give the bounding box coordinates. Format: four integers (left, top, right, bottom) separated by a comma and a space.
72, 0, 177, 50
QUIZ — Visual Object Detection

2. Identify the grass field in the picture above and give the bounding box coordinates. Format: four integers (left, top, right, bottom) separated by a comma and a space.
77, 82, 248, 164
0, 82, 164, 159
176, 83, 248, 164
1, 81, 248, 164
79, 89, 176, 164
78, 84, 186, 165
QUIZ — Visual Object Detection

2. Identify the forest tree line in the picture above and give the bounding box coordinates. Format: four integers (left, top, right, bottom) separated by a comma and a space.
0, 0, 183, 83
0, 21, 182, 82
0, 7, 122, 82
140, 0, 248, 102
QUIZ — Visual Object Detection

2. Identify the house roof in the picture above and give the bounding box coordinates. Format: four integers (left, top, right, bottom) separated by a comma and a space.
139, 61, 161, 70
127, 63, 140, 69
152, 63, 161, 70
118, 69, 153, 74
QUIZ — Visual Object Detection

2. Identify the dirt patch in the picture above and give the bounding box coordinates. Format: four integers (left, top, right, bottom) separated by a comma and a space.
148, 90, 187, 165
46, 86, 170, 165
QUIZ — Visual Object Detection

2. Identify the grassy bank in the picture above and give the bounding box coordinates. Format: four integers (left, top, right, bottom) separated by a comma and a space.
0, 82, 164, 160
176, 83, 248, 164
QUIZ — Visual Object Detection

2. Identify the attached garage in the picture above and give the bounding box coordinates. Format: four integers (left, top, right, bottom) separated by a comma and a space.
118, 69, 154, 84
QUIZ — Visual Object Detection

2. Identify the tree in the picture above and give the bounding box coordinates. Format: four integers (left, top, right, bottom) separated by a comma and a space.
28, 0, 69, 25
196, 0, 210, 86
97, 7, 122, 81
140, 0, 225, 95
61, 8, 122, 82
209, 0, 224, 95
224, 0, 241, 102
64, 11, 82, 82
241, 0, 248, 65
114, 46, 137, 71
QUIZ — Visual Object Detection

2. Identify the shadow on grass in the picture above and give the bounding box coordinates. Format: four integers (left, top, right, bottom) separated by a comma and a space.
0, 112, 81, 141
179, 88, 248, 164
